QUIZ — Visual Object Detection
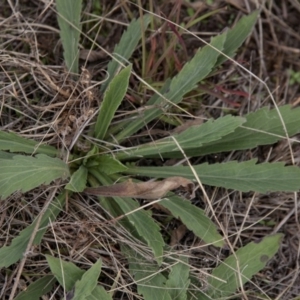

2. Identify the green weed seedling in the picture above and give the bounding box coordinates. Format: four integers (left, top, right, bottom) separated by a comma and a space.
1, 6, 300, 299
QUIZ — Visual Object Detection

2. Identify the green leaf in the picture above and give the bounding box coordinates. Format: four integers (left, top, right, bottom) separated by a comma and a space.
56, 0, 82, 74
113, 12, 258, 145
45, 255, 85, 291
208, 234, 283, 298
125, 160, 300, 193
14, 275, 56, 300
0, 131, 57, 156
91, 171, 165, 265
0, 154, 69, 200
0, 191, 66, 268
116, 115, 245, 159
189, 105, 300, 156
0, 150, 15, 159
45, 256, 112, 300
101, 15, 151, 92
160, 195, 224, 247
165, 256, 190, 300
115, 196, 165, 265
162, 33, 226, 105
216, 11, 259, 66
87, 285, 112, 300
72, 259, 102, 300
123, 246, 172, 300
114, 31, 227, 143
94, 65, 132, 140
65, 165, 88, 192
113, 79, 171, 143
87, 155, 128, 175
87, 172, 125, 219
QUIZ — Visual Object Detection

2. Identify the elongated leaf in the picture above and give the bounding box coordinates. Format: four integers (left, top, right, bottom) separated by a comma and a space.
163, 33, 226, 105
115, 31, 227, 143
65, 165, 88, 192
179, 105, 300, 157
123, 246, 172, 300
0, 154, 69, 200
208, 234, 283, 298
114, 12, 258, 145
160, 195, 224, 247
0, 131, 57, 156
14, 275, 56, 300
165, 256, 190, 300
101, 15, 151, 92
84, 176, 193, 200
112, 79, 171, 143
86, 155, 127, 174
46, 255, 85, 291
216, 10, 259, 66
94, 65, 132, 139
88, 285, 112, 300
116, 115, 245, 159
56, 0, 82, 73
87, 172, 125, 219
0, 191, 66, 268
0, 150, 15, 159
73, 259, 102, 300
125, 160, 300, 193
92, 171, 165, 265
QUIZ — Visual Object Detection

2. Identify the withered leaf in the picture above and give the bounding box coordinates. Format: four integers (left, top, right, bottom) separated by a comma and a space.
79, 49, 107, 61
170, 224, 187, 246
84, 177, 195, 200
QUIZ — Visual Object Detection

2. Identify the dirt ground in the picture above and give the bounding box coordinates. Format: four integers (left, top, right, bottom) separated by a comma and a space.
1, 0, 300, 299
